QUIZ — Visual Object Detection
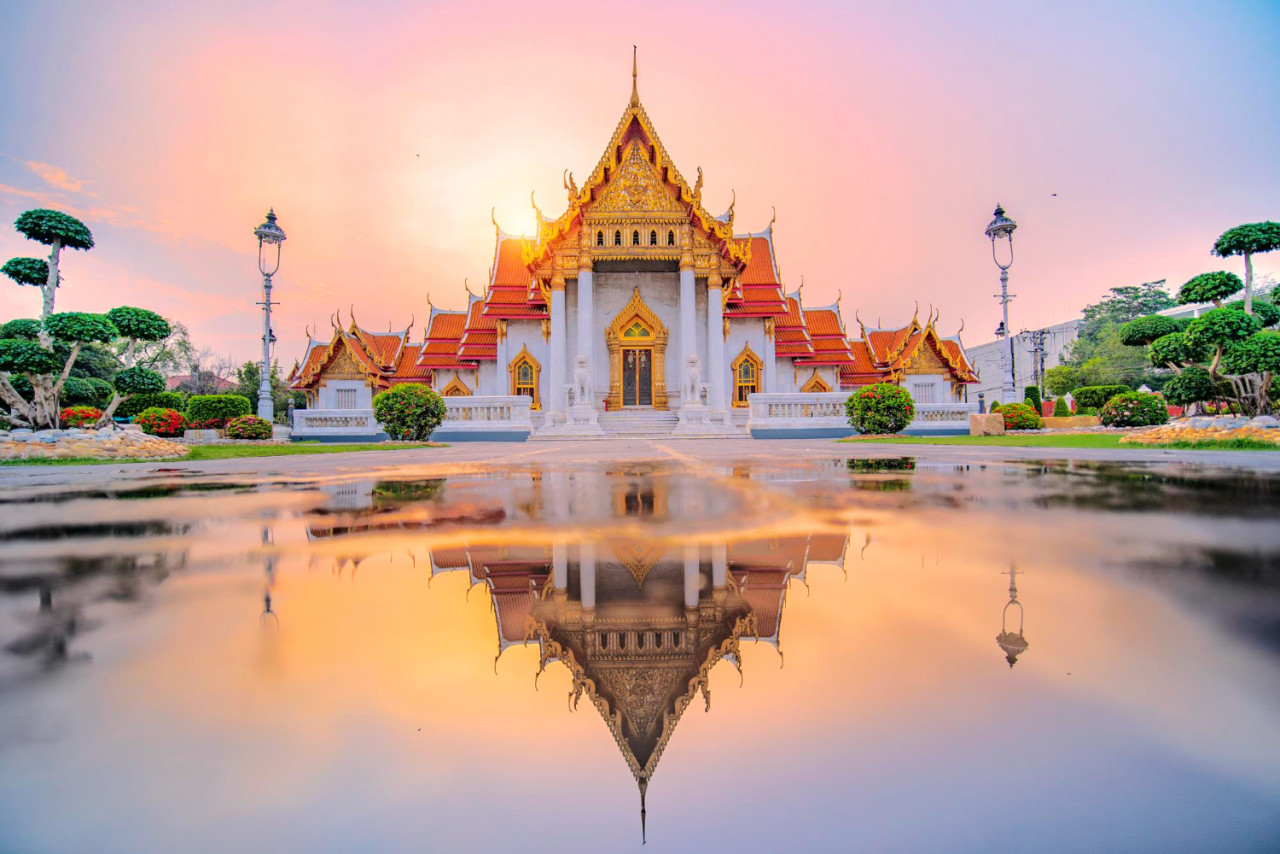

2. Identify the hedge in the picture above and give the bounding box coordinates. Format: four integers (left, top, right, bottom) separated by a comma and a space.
1072, 385, 1130, 409
186, 394, 252, 426
117, 391, 185, 419
1100, 392, 1169, 427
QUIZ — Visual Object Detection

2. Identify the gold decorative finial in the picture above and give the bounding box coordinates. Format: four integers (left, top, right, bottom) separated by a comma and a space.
563, 169, 577, 202
464, 277, 472, 297
490, 206, 500, 235
304, 323, 311, 340
958, 317, 966, 337
426, 292, 433, 310
530, 190, 542, 223
349, 304, 358, 330
639, 778, 648, 844
912, 300, 919, 325
836, 288, 843, 308
769, 205, 777, 229
693, 166, 703, 201
630, 45, 639, 107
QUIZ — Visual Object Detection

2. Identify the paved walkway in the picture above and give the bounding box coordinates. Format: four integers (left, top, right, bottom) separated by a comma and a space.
1, 438, 1277, 492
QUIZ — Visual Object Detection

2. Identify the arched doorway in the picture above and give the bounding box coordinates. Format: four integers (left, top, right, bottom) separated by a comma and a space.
606, 287, 669, 410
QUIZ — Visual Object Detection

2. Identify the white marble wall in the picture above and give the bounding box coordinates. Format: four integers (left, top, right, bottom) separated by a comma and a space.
317, 380, 373, 409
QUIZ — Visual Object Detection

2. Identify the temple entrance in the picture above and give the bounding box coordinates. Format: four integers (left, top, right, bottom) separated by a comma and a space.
606, 288, 669, 410
621, 349, 653, 407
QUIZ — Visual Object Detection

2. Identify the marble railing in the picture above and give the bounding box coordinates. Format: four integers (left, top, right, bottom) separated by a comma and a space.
911, 402, 980, 426
440, 396, 533, 431
294, 409, 380, 434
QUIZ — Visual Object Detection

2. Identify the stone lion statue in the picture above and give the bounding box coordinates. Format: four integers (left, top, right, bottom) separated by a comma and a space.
573, 353, 592, 406
683, 353, 702, 404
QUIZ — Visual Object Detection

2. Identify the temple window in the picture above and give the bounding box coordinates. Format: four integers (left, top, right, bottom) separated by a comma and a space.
508, 345, 541, 410
614, 230, 622, 246
731, 343, 763, 407
667, 230, 675, 246
334, 388, 357, 409
649, 230, 657, 246
599, 632, 608, 649
596, 231, 604, 247
632, 230, 640, 246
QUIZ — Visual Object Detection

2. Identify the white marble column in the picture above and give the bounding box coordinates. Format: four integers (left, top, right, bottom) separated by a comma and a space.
683, 544, 700, 608
707, 271, 726, 410
577, 267, 594, 404
712, 543, 727, 587
580, 542, 596, 609
553, 542, 568, 589
679, 266, 696, 401
763, 319, 776, 391
495, 320, 508, 394
548, 265, 567, 415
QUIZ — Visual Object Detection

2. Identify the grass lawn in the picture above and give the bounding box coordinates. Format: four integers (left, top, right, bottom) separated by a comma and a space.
0, 441, 439, 466
840, 434, 1279, 451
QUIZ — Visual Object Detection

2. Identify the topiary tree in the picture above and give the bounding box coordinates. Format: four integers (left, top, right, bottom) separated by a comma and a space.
844, 383, 915, 435
62, 376, 113, 407
3, 209, 94, 340
1214, 222, 1280, 315
1177, 271, 1242, 308
1052, 396, 1070, 416
1023, 385, 1042, 413
0, 311, 121, 427
1162, 366, 1217, 408
95, 307, 173, 425
1225, 298, 1280, 328
1120, 314, 1188, 346
1186, 308, 1262, 375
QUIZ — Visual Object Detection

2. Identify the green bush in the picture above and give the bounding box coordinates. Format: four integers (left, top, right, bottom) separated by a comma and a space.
59, 405, 102, 428
1075, 405, 1099, 416
1000, 402, 1043, 431
1073, 385, 1130, 409
1023, 386, 1042, 412
1162, 367, 1216, 406
1120, 314, 1188, 346
989, 401, 1002, 412
1052, 397, 1070, 416
844, 383, 915, 435
62, 376, 113, 407
133, 407, 186, 437
225, 414, 273, 440
372, 383, 446, 441
186, 394, 252, 427
117, 391, 185, 419
1177, 271, 1241, 305
1100, 391, 1169, 427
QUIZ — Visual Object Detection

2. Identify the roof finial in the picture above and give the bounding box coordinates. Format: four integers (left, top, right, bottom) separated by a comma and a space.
912, 300, 919, 325
407, 313, 415, 337
350, 304, 358, 330
490, 206, 499, 234
464, 277, 473, 297
639, 778, 648, 844
958, 317, 966, 337
426, 292, 433, 311
305, 323, 311, 340
836, 288, 843, 309
769, 205, 777, 230
630, 46, 640, 107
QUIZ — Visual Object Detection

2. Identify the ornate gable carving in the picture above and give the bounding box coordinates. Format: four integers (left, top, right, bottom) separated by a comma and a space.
593, 143, 685, 217
904, 337, 949, 374
322, 341, 372, 380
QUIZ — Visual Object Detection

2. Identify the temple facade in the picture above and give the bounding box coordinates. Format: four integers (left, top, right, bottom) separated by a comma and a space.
289, 61, 978, 439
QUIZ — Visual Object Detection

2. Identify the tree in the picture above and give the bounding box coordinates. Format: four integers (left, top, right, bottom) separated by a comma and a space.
234, 360, 297, 422
1064, 281, 1176, 392
1079, 280, 1176, 342
1043, 365, 1078, 397
1214, 221, 1280, 314
1121, 268, 1280, 416
3, 209, 94, 342
0, 210, 173, 428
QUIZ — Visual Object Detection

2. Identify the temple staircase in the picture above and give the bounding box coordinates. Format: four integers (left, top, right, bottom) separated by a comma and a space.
597, 411, 679, 438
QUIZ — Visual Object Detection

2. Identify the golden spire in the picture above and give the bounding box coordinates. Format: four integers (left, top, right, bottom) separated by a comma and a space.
630, 45, 640, 107
639, 778, 648, 844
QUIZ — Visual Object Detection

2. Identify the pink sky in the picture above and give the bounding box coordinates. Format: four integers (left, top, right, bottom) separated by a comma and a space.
1, 0, 1277, 366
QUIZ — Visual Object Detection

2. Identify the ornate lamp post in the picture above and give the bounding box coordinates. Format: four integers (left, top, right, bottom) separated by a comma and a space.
985, 204, 1017, 402
253, 209, 286, 421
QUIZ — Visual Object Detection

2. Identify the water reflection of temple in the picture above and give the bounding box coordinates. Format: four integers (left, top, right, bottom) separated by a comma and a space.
303, 472, 849, 840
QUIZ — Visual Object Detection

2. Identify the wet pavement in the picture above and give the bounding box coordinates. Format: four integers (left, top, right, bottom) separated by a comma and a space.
1, 441, 1278, 853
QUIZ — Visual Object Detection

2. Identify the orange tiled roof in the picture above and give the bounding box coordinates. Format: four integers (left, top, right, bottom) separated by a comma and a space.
459, 297, 497, 361
726, 234, 786, 317
389, 343, 433, 382
351, 327, 406, 370
796, 308, 856, 366
417, 309, 476, 370
773, 294, 813, 358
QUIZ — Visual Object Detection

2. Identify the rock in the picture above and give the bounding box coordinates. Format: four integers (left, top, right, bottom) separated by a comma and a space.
10, 428, 32, 435
1247, 415, 1279, 428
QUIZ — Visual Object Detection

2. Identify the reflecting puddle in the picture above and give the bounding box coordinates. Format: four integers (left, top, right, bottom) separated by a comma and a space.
1, 458, 1279, 853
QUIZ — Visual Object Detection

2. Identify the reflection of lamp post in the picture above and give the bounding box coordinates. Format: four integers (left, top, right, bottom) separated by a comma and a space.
996, 565, 1028, 668
260, 526, 279, 631
254, 209, 287, 421
985, 205, 1017, 403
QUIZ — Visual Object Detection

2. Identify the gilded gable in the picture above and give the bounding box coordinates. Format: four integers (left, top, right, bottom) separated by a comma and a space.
904, 340, 948, 374
593, 143, 685, 217
321, 341, 372, 380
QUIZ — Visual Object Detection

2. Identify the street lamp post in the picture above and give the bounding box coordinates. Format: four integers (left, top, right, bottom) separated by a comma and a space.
253, 209, 286, 421
985, 204, 1017, 402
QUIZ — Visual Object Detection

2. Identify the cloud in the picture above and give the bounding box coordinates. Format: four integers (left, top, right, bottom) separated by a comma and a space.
24, 160, 95, 196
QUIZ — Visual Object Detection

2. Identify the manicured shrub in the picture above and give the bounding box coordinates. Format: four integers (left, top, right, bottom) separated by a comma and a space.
1023, 386, 1042, 412
1120, 314, 1188, 346
117, 391, 185, 419
59, 405, 102, 428
225, 414, 272, 440
372, 383, 446, 441
133, 407, 186, 437
1072, 385, 1130, 409
186, 394, 251, 428
1052, 397, 1070, 416
62, 376, 113, 407
844, 383, 915, 435
989, 401, 1002, 412
999, 402, 1043, 431
1099, 391, 1169, 427
1162, 366, 1216, 407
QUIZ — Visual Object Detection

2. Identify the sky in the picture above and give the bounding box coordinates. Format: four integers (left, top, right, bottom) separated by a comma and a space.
0, 0, 1277, 367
